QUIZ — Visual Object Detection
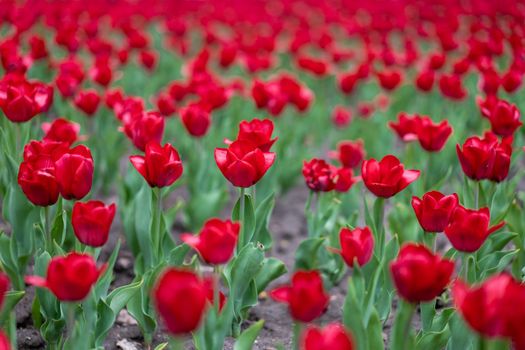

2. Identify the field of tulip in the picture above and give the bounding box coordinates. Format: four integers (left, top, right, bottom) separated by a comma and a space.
0, 0, 525, 349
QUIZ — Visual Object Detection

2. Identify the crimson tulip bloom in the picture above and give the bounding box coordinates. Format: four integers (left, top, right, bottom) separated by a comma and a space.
415, 70, 435, 92
215, 140, 275, 188
139, 50, 157, 71
330, 227, 374, 267
0, 272, 9, 310
439, 74, 466, 100
329, 140, 365, 169
54, 145, 94, 200
412, 191, 458, 232
389, 113, 419, 142
130, 141, 183, 188
390, 243, 454, 303
180, 103, 211, 137
72, 201, 116, 247
415, 116, 453, 152
123, 111, 165, 151
301, 323, 354, 350
480, 99, 522, 137
29, 35, 48, 60
377, 70, 402, 90
270, 270, 329, 323
501, 69, 522, 93
181, 219, 240, 265
453, 273, 525, 346
74, 89, 101, 116
332, 106, 352, 129
444, 206, 505, 253
338, 73, 358, 94
361, 155, 420, 198
25, 252, 105, 301
229, 118, 277, 152
0, 76, 53, 123
153, 268, 207, 335
156, 93, 176, 117
303, 159, 336, 192
42, 118, 81, 146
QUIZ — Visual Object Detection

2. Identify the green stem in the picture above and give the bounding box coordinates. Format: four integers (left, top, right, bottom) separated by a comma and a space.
238, 187, 246, 250
391, 300, 416, 350
213, 265, 221, 312
462, 253, 470, 282
474, 181, 480, 209
169, 336, 185, 350
42, 206, 52, 253
292, 322, 303, 350
153, 188, 163, 264
478, 336, 487, 350
65, 302, 76, 343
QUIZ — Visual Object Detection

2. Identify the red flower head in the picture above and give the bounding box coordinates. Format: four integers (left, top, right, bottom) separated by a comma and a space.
90, 58, 113, 87
214, 140, 275, 188
0, 330, 9, 350
377, 70, 402, 91
414, 116, 453, 152
203, 276, 226, 311
439, 74, 466, 100
180, 103, 211, 138
444, 206, 505, 253
74, 89, 101, 116
480, 99, 522, 137
302, 159, 336, 192
411, 191, 458, 233
270, 270, 329, 322
153, 268, 207, 335
501, 69, 522, 93
181, 218, 240, 265
251, 80, 269, 108
361, 155, 420, 198
339, 73, 359, 94
139, 50, 157, 71
332, 106, 352, 128
228, 118, 277, 152
329, 140, 365, 169
297, 56, 329, 76
481, 70, 500, 96
0, 272, 10, 310
123, 111, 165, 151
54, 145, 94, 200
130, 141, 183, 188
72, 200, 116, 247
25, 252, 105, 301
389, 113, 419, 142
301, 323, 354, 350
29, 35, 48, 60
390, 243, 454, 303
415, 69, 434, 92
156, 93, 176, 117
329, 227, 374, 267
42, 118, 81, 146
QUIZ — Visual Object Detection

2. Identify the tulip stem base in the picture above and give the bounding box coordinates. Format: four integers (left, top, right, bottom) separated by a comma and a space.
238, 187, 246, 250
169, 337, 184, 350
292, 322, 303, 350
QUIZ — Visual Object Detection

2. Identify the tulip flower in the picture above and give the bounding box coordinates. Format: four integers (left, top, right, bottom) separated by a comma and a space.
123, 111, 165, 151
153, 268, 208, 335
444, 206, 505, 253
228, 118, 277, 152
377, 70, 402, 90
329, 227, 374, 267
390, 243, 454, 303
156, 93, 176, 117
181, 218, 240, 265
414, 116, 453, 152
331, 106, 352, 129
501, 69, 522, 93
29, 35, 48, 60
129, 141, 183, 188
270, 270, 329, 323
74, 89, 101, 116
0, 272, 9, 310
303, 159, 337, 192
203, 276, 226, 311
411, 191, 458, 232
415, 69, 434, 92
139, 50, 157, 71
42, 118, 81, 146
214, 140, 275, 188
361, 155, 420, 198
72, 200, 116, 247
25, 252, 105, 301
480, 99, 522, 137
54, 145, 94, 200
18, 158, 60, 206
338, 73, 358, 94
438, 74, 466, 100
329, 140, 365, 169
389, 113, 419, 142
180, 103, 211, 137
453, 273, 525, 346
301, 323, 354, 350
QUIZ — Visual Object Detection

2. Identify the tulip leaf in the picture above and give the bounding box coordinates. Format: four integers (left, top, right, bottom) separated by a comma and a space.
234, 320, 264, 350
255, 257, 287, 292
294, 237, 325, 271
253, 193, 275, 250
168, 243, 190, 266
478, 250, 519, 279
343, 277, 368, 350
0, 290, 25, 326
367, 310, 385, 350
94, 240, 122, 299
232, 193, 256, 248
448, 313, 476, 350
390, 300, 416, 350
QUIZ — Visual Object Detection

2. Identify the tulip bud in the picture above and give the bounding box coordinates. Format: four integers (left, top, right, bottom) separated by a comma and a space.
329, 140, 365, 169
42, 118, 81, 146
180, 103, 211, 138
54, 145, 94, 200
74, 89, 101, 116
129, 141, 183, 188
330, 227, 374, 267
72, 200, 116, 247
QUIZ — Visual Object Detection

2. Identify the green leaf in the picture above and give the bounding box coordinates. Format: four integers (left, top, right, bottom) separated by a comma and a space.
367, 310, 385, 350
294, 237, 325, 271
232, 193, 256, 248
390, 300, 416, 350
0, 290, 25, 326
168, 244, 190, 266
253, 193, 275, 250
255, 258, 287, 292
343, 277, 368, 350
234, 320, 265, 350
154, 343, 169, 350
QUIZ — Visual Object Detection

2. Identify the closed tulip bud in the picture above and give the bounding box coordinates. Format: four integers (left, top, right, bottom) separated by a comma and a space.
331, 106, 352, 128
330, 227, 374, 267
180, 103, 211, 137
54, 145, 94, 200
156, 93, 176, 117
361, 155, 420, 198
390, 243, 454, 303
329, 140, 365, 169
72, 200, 116, 247
444, 206, 505, 253
481, 99, 522, 137
153, 268, 208, 335
130, 141, 183, 188
42, 118, 81, 146
415, 116, 453, 152
181, 219, 240, 265
25, 252, 105, 301
215, 140, 275, 188
415, 69, 434, 92
139, 50, 157, 71
251, 80, 269, 108
501, 69, 522, 93
377, 70, 402, 91
270, 270, 329, 323
301, 323, 354, 350
338, 73, 358, 94
74, 89, 100, 116
412, 191, 458, 232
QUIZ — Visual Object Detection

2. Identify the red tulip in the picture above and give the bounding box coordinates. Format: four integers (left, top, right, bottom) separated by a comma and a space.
72, 200, 116, 247
42, 118, 81, 146
139, 50, 157, 71
203, 276, 226, 311
333, 168, 359, 193
251, 80, 269, 108
25, 252, 104, 301
270, 270, 329, 322
181, 218, 240, 265
389, 113, 419, 142
480, 99, 522, 137
214, 140, 275, 188
29, 35, 48, 60
415, 70, 434, 92
339, 73, 358, 94
481, 70, 500, 95
180, 103, 211, 138
0, 272, 10, 310
129, 141, 183, 188
361, 155, 420, 198
453, 273, 525, 345
301, 323, 354, 350
74, 89, 100, 116
411, 191, 458, 232
297, 56, 328, 76
414, 116, 453, 152
153, 268, 207, 335
329, 140, 365, 169
444, 206, 505, 253
501, 69, 522, 93
332, 106, 352, 128
156, 93, 176, 117
90, 58, 112, 87
390, 243, 454, 303
439, 74, 466, 100
228, 119, 277, 152
123, 111, 165, 151
377, 70, 402, 91
302, 159, 336, 192
54, 145, 94, 200
329, 227, 374, 267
